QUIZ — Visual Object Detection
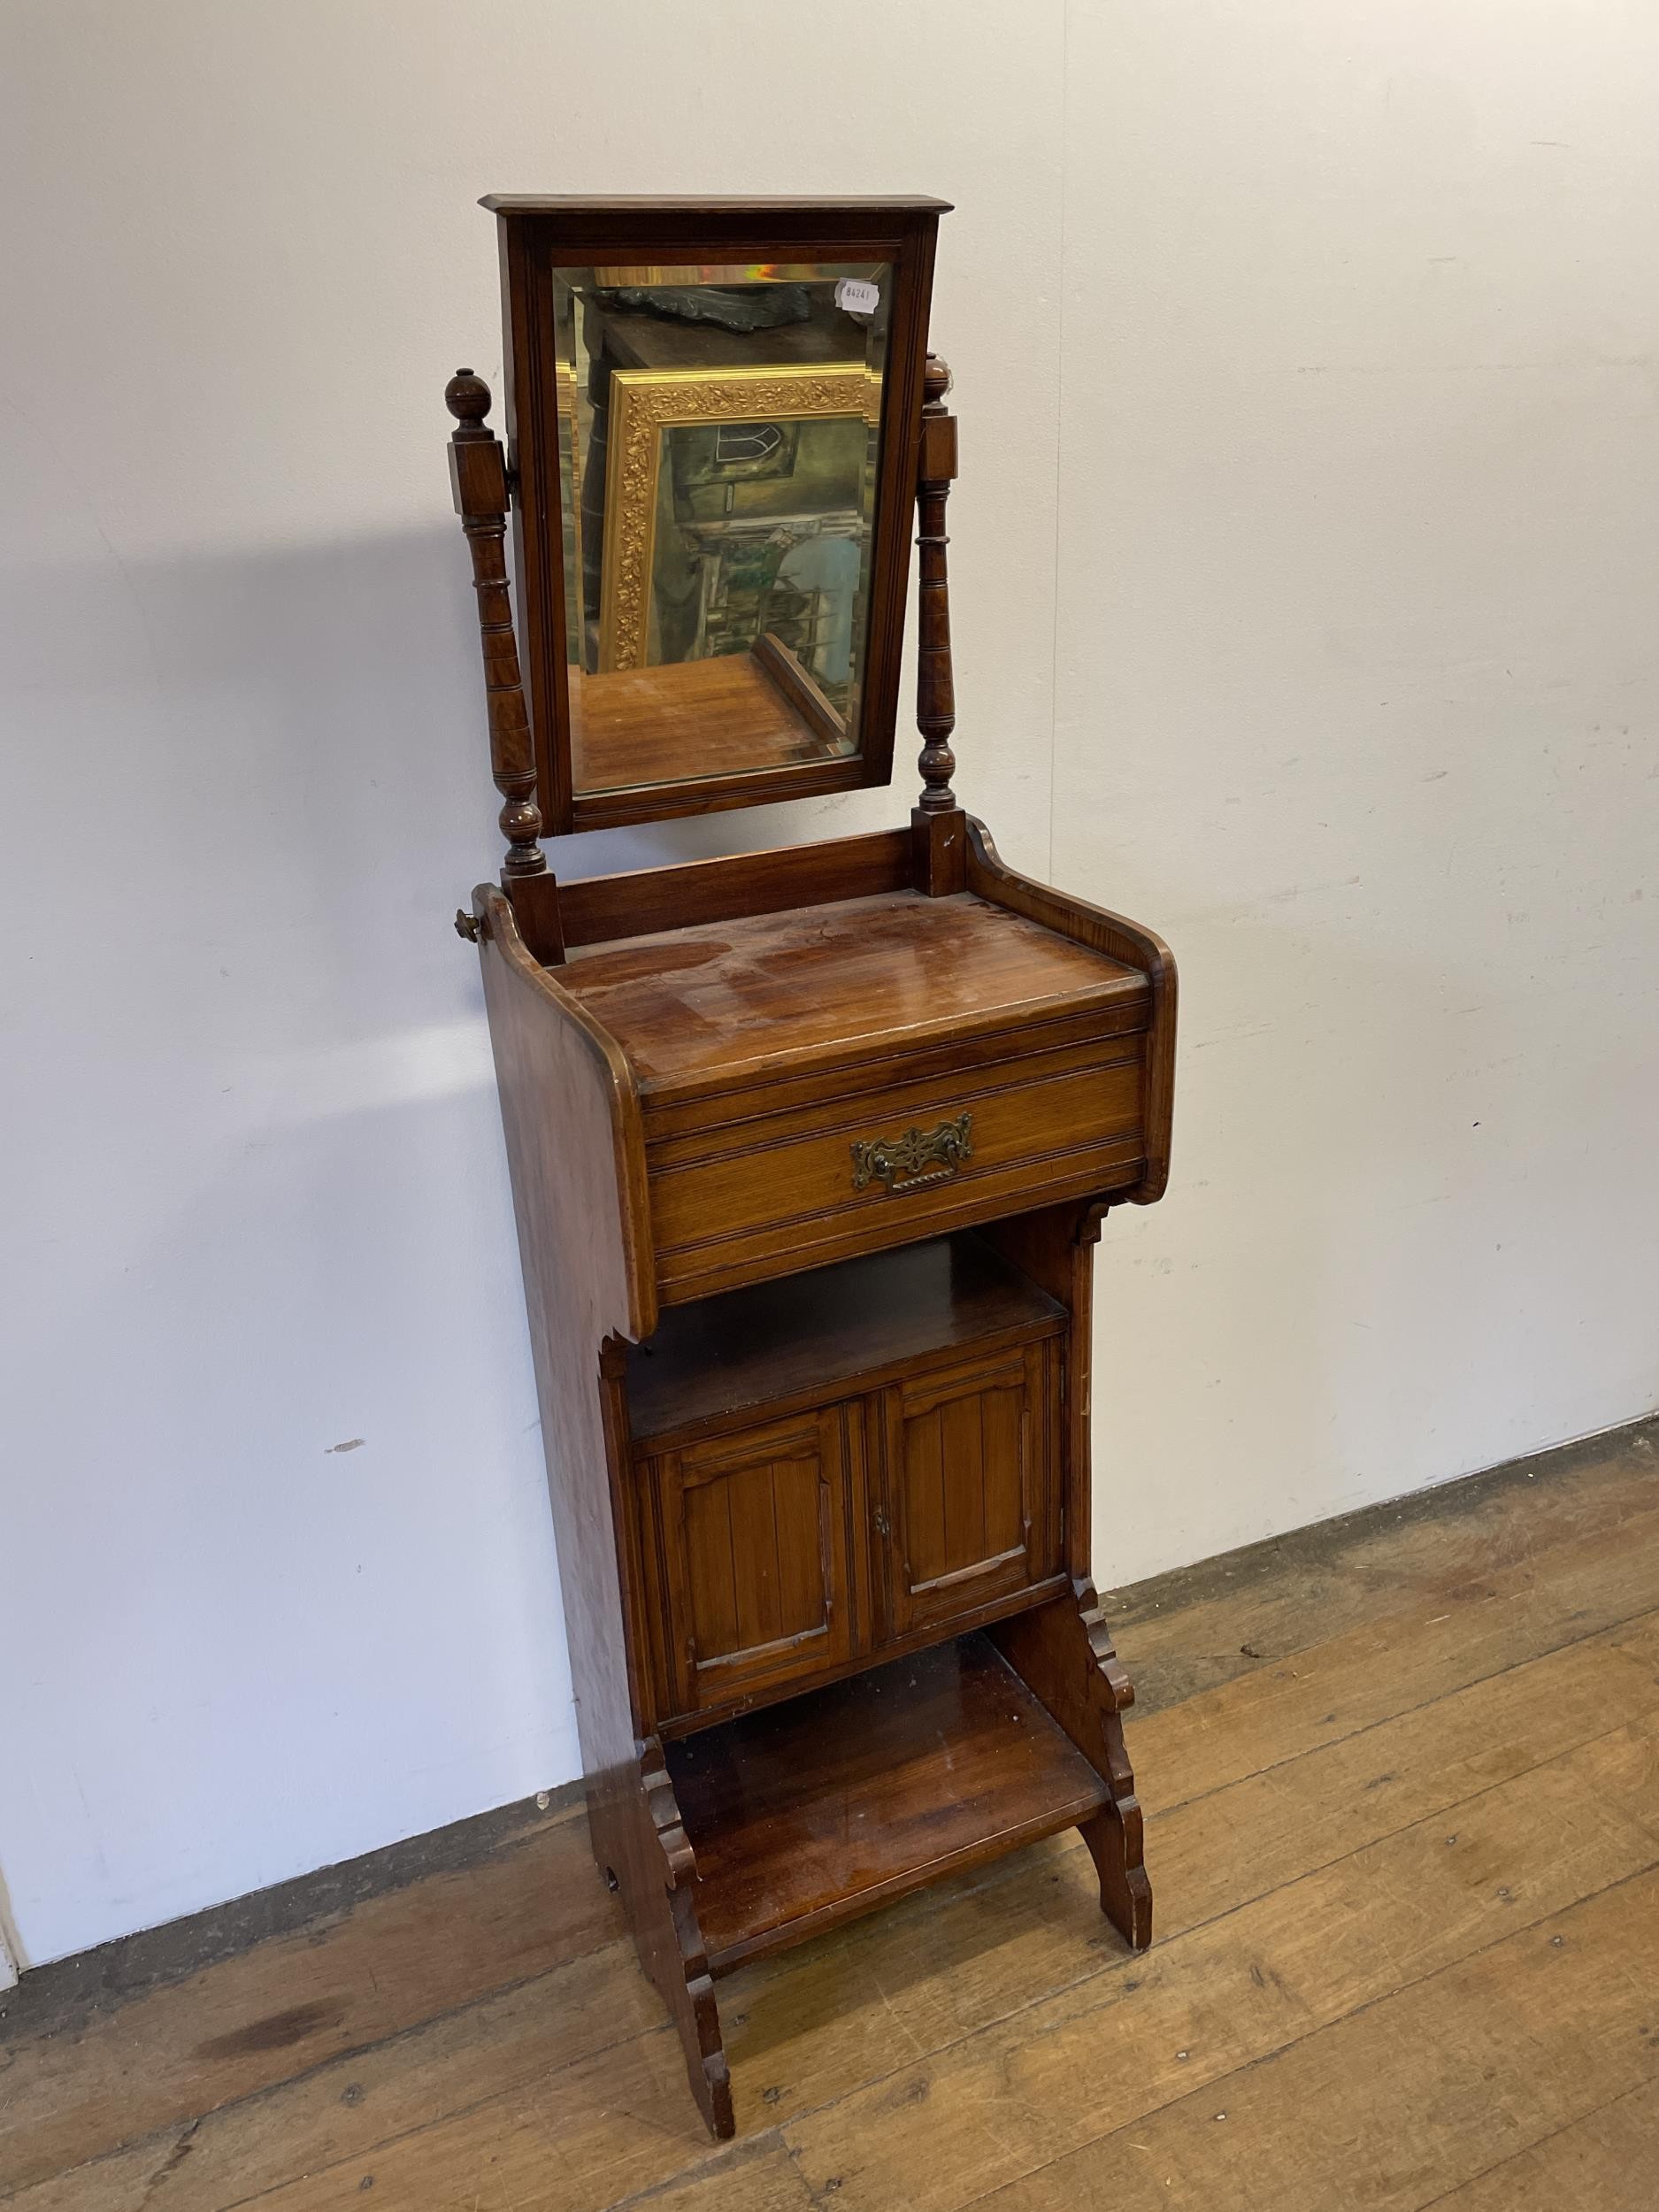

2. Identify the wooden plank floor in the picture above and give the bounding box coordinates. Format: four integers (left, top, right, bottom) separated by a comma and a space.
4, 1417, 1657, 2210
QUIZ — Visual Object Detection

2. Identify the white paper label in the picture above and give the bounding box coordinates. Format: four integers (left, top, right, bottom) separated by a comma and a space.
834, 278, 880, 316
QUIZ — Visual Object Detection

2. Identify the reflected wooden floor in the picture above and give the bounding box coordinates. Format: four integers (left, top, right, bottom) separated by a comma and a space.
4, 1417, 1658, 2211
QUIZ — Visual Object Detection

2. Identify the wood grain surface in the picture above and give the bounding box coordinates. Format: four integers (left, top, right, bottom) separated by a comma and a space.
667, 1634, 1110, 1972
570, 651, 849, 802
5, 1417, 1657, 2210
557, 828, 914, 950
561, 892, 1145, 1093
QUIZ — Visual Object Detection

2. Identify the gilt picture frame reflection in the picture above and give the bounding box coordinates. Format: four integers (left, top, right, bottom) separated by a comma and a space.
595, 364, 882, 726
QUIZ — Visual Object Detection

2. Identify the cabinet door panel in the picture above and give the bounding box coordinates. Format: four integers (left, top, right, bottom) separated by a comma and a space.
652, 1407, 857, 1717
884, 1342, 1058, 1637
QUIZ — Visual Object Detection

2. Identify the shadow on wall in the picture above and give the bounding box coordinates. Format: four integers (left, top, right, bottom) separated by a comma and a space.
0, 499, 921, 1962
3, 519, 751, 1961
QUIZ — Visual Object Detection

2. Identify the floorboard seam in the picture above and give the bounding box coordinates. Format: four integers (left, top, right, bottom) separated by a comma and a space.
11, 1494, 1659, 2206
1150, 1594, 1659, 1817
0, 1942, 658, 2212
165, 2016, 704, 2212
759, 1593, 1659, 1938
941, 1859, 1659, 2212
589, 2129, 795, 2212
14, 1638, 1659, 2204
1409, 2074, 1658, 2211
759, 1715, 1659, 2151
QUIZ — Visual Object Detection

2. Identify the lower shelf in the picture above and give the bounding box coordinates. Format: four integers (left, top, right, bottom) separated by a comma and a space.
664, 1631, 1109, 1974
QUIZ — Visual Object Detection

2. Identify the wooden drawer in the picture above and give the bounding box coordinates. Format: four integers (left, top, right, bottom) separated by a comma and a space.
648, 1030, 1146, 1303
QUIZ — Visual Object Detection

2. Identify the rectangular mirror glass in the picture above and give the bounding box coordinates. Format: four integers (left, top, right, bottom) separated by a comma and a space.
550, 261, 892, 800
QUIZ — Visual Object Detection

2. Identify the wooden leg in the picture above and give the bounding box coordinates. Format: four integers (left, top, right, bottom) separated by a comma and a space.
1078, 1783, 1153, 1950
990, 1586, 1153, 1951
588, 1739, 734, 2139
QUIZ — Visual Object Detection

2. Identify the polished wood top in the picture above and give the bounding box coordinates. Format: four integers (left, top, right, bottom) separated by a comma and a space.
627, 1231, 1064, 1445
562, 890, 1147, 1092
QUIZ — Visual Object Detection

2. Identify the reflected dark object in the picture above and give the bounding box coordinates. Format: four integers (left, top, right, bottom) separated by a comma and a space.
595, 282, 812, 333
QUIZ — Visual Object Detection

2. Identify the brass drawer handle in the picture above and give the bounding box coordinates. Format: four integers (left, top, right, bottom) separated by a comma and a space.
851, 1111, 973, 1195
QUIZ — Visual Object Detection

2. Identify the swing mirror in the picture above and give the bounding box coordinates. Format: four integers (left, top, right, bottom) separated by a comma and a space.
486, 198, 947, 833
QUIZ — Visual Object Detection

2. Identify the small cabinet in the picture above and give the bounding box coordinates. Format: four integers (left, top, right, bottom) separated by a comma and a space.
628, 1233, 1070, 1731
644, 1405, 861, 1717
878, 1341, 1060, 1640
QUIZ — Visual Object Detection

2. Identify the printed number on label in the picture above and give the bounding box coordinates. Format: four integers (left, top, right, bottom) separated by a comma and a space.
834, 278, 880, 316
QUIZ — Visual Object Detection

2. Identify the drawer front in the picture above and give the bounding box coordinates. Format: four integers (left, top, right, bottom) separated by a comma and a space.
649, 1035, 1145, 1303
641, 1406, 863, 1720
879, 1340, 1061, 1640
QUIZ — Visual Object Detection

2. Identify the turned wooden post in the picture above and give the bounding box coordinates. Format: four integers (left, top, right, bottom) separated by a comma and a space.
445, 369, 545, 877
911, 354, 964, 895
445, 370, 565, 963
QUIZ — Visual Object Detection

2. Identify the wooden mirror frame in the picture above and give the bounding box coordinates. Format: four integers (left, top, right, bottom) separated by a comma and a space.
485, 196, 949, 834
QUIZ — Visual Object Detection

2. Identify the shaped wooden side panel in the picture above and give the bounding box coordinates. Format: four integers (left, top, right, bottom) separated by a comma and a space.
965, 816, 1177, 1204
472, 885, 733, 2136
989, 1589, 1152, 1950
640, 1740, 733, 2135
982, 1197, 1152, 1947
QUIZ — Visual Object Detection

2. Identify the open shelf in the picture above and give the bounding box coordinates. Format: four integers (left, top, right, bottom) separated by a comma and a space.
626, 1229, 1064, 1446
664, 1632, 1108, 1974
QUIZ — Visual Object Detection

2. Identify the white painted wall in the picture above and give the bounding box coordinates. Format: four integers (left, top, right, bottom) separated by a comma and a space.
0, 0, 1064, 1969
1059, 0, 1659, 1579
2, 1, 1653, 1965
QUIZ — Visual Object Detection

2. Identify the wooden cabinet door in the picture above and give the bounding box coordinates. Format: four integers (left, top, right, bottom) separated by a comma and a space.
649, 1406, 859, 1718
879, 1341, 1060, 1639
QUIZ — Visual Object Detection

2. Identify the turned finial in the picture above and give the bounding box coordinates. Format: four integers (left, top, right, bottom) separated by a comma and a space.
445, 367, 492, 429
